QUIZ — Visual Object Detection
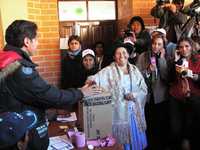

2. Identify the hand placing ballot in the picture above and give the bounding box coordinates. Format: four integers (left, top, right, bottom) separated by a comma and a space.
80, 84, 103, 97
85, 80, 96, 86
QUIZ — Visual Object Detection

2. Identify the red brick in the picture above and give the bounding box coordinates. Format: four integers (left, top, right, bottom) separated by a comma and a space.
40, 72, 54, 78
31, 56, 45, 62
44, 55, 60, 61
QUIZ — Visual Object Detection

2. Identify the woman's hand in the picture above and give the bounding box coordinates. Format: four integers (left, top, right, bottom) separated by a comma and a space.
124, 93, 135, 101
85, 80, 96, 86
160, 48, 166, 58
148, 64, 157, 72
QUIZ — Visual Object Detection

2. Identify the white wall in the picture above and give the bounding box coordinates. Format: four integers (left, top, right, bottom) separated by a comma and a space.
0, 0, 27, 38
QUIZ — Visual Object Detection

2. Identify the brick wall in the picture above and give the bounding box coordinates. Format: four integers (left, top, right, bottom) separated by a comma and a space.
27, 0, 60, 86
25, 0, 158, 86
133, 0, 157, 25
117, 0, 133, 34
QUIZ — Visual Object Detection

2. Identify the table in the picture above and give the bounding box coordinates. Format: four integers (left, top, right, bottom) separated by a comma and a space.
48, 121, 122, 150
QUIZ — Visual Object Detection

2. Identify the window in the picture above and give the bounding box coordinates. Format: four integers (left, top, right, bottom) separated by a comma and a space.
58, 0, 116, 21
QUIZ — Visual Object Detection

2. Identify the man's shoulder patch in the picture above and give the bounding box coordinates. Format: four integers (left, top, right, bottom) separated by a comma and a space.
22, 66, 33, 75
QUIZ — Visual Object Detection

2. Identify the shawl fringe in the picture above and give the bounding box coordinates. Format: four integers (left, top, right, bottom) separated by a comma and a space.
112, 123, 130, 144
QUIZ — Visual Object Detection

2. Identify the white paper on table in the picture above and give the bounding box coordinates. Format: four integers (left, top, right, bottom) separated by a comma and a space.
48, 135, 74, 150
57, 112, 77, 122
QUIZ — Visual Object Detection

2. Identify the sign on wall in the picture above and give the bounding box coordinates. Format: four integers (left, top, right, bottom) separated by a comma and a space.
88, 1, 116, 20
58, 1, 87, 21
58, 1, 116, 21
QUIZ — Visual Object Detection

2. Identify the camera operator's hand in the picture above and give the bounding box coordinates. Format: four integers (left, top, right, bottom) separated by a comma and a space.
162, 3, 177, 13
193, 74, 199, 80
182, 69, 199, 80
182, 69, 193, 78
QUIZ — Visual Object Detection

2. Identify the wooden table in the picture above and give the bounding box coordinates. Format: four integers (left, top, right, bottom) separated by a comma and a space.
48, 121, 122, 150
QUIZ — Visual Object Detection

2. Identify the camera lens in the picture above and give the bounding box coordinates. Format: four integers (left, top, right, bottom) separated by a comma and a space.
181, 70, 187, 76
176, 59, 183, 65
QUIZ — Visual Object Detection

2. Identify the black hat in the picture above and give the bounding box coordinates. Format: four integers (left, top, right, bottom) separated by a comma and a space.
114, 42, 135, 55
0, 111, 37, 148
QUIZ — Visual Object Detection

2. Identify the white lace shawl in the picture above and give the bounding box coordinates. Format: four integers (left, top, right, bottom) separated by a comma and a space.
87, 62, 147, 143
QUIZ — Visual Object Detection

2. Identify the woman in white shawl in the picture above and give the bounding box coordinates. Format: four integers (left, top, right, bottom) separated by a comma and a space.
86, 43, 148, 150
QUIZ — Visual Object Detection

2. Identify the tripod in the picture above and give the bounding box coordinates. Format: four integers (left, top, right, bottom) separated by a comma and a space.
181, 1, 200, 38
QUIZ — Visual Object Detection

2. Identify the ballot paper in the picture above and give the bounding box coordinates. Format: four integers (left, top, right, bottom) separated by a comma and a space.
47, 135, 74, 150
56, 112, 77, 122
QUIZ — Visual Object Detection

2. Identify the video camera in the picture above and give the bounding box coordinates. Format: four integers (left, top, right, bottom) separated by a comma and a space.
123, 29, 134, 37
156, 0, 170, 5
175, 57, 189, 76
184, 0, 200, 17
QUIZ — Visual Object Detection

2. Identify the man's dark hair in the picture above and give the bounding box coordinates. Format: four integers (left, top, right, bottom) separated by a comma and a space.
94, 41, 105, 50
5, 20, 38, 48
172, 0, 184, 4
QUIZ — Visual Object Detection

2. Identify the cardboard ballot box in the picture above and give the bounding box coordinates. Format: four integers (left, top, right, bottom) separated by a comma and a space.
81, 92, 113, 139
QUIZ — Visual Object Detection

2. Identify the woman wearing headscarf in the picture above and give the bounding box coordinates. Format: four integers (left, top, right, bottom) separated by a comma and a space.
86, 43, 148, 150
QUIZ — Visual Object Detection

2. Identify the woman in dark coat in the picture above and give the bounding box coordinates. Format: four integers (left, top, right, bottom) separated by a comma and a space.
61, 35, 83, 89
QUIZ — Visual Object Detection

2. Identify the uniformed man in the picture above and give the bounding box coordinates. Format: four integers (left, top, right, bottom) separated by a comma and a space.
0, 20, 101, 150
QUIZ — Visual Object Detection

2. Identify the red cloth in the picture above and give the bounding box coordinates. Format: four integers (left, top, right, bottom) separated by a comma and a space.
0, 51, 21, 69
170, 55, 200, 99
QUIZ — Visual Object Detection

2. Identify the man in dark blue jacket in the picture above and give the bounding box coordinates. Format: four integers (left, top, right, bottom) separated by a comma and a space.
0, 20, 100, 150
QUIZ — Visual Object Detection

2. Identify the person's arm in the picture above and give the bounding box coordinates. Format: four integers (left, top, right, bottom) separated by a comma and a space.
158, 57, 170, 82
151, 5, 165, 18
136, 52, 150, 78
86, 66, 111, 88
135, 53, 152, 94
158, 48, 168, 81
10, 66, 98, 109
133, 66, 148, 108
170, 10, 187, 24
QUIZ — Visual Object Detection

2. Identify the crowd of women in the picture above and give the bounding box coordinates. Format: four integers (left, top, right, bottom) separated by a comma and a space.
0, 0, 199, 149
59, 1, 200, 150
